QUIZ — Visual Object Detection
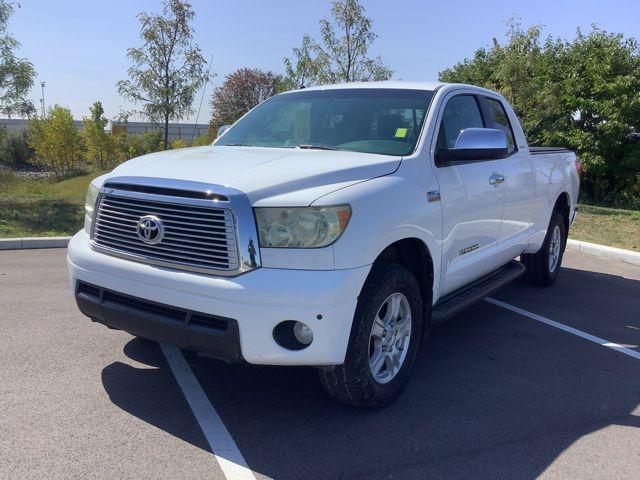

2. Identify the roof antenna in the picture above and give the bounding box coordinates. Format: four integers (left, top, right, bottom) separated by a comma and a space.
191, 54, 214, 145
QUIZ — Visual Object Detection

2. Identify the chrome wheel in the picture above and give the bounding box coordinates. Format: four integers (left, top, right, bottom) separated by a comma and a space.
368, 293, 412, 384
548, 225, 561, 272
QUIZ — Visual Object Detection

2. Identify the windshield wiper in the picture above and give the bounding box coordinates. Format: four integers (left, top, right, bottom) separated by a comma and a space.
222, 143, 253, 147
296, 144, 339, 151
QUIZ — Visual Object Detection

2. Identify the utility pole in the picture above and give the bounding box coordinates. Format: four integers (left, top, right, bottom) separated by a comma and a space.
40, 81, 46, 116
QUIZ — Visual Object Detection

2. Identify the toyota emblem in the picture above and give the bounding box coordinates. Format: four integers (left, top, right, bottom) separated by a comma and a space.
136, 215, 164, 244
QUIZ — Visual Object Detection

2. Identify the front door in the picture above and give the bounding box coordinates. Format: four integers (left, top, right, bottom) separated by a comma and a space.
432, 94, 506, 295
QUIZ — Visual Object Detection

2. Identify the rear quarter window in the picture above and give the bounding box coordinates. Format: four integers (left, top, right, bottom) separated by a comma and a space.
484, 97, 516, 153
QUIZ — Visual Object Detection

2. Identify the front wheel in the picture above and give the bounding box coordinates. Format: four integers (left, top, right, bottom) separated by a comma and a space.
318, 262, 424, 408
522, 211, 566, 286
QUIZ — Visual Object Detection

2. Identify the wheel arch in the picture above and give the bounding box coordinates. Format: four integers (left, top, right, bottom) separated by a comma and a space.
370, 237, 435, 335
553, 191, 571, 237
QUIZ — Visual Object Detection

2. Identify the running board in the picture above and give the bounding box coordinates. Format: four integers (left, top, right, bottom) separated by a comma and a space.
432, 261, 525, 323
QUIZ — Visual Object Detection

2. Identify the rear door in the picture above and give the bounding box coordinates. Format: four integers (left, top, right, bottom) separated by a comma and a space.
480, 96, 537, 260
432, 93, 506, 295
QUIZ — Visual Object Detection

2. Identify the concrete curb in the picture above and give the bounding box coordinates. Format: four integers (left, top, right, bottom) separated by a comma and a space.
0, 236, 72, 250
566, 239, 640, 266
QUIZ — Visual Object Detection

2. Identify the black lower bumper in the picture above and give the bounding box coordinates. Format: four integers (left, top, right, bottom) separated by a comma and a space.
75, 281, 243, 363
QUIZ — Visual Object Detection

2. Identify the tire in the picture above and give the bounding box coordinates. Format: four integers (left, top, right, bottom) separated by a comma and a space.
522, 211, 566, 287
318, 262, 424, 408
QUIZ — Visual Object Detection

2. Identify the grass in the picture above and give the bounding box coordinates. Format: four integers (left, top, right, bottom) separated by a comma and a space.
0, 171, 103, 238
569, 204, 640, 252
1, 171, 639, 252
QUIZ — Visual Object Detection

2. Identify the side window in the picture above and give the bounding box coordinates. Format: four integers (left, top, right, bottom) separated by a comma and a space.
437, 95, 484, 150
484, 97, 516, 153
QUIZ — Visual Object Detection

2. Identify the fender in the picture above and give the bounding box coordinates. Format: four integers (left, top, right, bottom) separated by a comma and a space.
315, 174, 443, 300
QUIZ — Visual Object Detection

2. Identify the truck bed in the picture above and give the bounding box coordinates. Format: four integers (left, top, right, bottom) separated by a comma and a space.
529, 146, 572, 155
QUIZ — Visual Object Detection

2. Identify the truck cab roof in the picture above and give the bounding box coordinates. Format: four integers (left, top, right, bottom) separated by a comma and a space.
291, 80, 446, 92
281, 80, 507, 100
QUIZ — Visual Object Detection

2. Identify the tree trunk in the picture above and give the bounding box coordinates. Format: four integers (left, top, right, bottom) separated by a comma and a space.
164, 114, 169, 150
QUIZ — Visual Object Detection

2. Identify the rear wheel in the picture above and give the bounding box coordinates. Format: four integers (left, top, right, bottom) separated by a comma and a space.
318, 262, 423, 408
522, 211, 566, 286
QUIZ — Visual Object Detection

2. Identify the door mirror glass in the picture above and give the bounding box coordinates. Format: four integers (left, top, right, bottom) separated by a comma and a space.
438, 128, 509, 164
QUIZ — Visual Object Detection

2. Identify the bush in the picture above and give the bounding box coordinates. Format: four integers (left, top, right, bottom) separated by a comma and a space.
29, 106, 85, 178
0, 128, 34, 168
192, 132, 214, 146
170, 138, 187, 149
83, 101, 118, 170
124, 130, 164, 159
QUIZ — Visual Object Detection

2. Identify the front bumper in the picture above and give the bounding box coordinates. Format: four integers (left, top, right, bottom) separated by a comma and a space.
68, 230, 370, 365
75, 281, 243, 362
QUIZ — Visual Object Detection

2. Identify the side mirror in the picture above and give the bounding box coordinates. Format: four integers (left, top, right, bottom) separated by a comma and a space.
437, 128, 508, 165
217, 124, 231, 138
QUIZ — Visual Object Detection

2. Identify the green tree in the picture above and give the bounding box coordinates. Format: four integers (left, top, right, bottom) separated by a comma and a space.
210, 68, 282, 133
284, 0, 392, 88
440, 22, 640, 208
29, 106, 84, 178
0, 0, 36, 116
117, 0, 210, 149
283, 35, 316, 90
83, 101, 116, 169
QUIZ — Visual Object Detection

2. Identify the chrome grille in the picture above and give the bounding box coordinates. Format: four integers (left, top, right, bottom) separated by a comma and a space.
92, 193, 238, 273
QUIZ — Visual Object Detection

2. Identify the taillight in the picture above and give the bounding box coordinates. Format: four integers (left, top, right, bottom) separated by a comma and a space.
575, 158, 583, 178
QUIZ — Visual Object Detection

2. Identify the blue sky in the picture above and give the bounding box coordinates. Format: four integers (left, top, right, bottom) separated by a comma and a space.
9, 0, 640, 122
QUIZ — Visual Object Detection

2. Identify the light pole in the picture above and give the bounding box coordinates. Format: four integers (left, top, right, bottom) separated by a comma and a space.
40, 81, 46, 116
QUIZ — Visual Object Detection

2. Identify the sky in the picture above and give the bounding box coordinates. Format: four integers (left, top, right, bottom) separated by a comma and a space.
8, 0, 640, 123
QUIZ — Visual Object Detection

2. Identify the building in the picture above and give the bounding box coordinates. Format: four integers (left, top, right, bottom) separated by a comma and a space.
0, 118, 210, 143
0, 118, 85, 134
111, 121, 210, 142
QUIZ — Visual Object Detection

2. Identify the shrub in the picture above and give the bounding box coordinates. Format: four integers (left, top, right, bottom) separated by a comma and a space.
192, 131, 214, 146
0, 128, 34, 168
83, 101, 117, 170
170, 138, 187, 149
29, 106, 85, 178
125, 130, 164, 158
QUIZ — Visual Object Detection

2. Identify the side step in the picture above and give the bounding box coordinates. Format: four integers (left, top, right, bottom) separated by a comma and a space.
432, 261, 525, 323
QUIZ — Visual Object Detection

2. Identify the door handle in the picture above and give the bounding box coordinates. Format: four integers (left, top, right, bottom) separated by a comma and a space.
489, 173, 505, 186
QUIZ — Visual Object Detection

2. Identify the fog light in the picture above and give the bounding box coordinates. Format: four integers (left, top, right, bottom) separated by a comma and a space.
273, 320, 314, 350
293, 321, 313, 345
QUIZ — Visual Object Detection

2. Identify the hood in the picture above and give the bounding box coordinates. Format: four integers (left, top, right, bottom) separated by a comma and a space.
109, 145, 401, 206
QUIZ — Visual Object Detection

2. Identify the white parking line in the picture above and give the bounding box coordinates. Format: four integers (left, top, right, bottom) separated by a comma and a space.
160, 343, 258, 480
485, 298, 640, 360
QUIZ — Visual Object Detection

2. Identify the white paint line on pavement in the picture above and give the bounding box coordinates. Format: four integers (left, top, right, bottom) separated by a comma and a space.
160, 343, 258, 480
485, 298, 640, 361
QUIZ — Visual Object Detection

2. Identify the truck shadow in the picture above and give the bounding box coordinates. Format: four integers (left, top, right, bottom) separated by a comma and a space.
101, 339, 212, 453
102, 266, 640, 479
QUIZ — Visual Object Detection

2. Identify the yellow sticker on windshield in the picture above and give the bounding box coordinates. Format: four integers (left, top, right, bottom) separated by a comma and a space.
394, 128, 408, 138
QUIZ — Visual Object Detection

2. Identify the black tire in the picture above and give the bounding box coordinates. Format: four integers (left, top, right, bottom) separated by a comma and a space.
522, 211, 567, 286
318, 262, 424, 408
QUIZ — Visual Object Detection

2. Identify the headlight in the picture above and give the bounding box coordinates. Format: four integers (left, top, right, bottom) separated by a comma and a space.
84, 183, 100, 233
85, 183, 99, 216
255, 205, 351, 248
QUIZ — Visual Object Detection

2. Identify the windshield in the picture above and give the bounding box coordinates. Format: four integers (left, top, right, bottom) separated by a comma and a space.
215, 88, 435, 156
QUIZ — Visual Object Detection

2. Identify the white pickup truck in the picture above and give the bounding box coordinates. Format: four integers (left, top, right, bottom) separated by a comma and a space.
68, 81, 580, 407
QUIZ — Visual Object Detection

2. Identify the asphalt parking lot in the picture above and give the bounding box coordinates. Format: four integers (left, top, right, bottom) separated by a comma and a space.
1, 248, 638, 479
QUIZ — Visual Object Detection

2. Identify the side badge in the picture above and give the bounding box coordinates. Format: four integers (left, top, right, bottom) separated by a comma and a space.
427, 190, 441, 203
459, 244, 479, 256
